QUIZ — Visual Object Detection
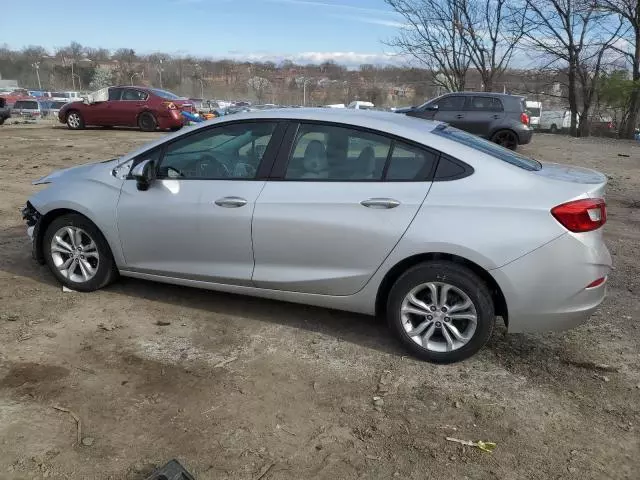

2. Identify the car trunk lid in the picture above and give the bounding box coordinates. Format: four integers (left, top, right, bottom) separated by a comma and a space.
532, 162, 607, 198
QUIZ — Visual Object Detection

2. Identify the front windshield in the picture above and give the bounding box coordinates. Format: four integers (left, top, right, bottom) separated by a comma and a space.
150, 88, 181, 100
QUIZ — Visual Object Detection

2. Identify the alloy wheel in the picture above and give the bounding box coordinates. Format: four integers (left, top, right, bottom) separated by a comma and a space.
400, 282, 477, 352
67, 113, 80, 128
50, 226, 100, 283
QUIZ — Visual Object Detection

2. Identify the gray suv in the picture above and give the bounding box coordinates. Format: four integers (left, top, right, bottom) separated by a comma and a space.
396, 92, 533, 150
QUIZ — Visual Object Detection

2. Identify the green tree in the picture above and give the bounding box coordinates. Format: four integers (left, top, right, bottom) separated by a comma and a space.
89, 66, 114, 91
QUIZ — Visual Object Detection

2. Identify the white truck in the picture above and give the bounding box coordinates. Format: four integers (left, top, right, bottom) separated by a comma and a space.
525, 101, 542, 129
539, 110, 579, 133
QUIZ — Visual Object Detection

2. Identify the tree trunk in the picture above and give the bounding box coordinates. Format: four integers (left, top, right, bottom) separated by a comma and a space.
621, 31, 640, 138
567, 60, 579, 137
578, 106, 590, 137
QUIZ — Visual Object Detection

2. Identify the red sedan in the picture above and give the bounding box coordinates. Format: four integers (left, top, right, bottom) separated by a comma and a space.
58, 86, 196, 131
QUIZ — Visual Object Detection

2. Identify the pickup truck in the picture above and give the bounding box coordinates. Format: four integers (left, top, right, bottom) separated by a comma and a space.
0, 97, 11, 125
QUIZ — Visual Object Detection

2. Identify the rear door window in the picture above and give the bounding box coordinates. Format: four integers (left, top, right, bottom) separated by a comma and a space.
432, 125, 541, 171
466, 97, 503, 112
122, 89, 148, 101
386, 142, 437, 181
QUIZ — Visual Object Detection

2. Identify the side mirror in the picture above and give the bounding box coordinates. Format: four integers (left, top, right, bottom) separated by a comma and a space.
424, 104, 439, 111
131, 159, 156, 191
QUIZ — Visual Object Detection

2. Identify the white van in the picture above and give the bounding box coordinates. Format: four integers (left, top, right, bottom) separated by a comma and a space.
539, 110, 579, 133
525, 101, 542, 129
347, 101, 374, 110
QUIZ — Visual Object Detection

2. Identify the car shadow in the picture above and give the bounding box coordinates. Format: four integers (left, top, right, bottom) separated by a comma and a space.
2, 239, 404, 357
50, 125, 172, 133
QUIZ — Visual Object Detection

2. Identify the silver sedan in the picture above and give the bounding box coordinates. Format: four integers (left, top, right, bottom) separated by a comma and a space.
23, 109, 612, 363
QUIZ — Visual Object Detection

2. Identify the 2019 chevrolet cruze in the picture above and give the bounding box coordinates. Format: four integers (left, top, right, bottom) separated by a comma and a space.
23, 109, 612, 363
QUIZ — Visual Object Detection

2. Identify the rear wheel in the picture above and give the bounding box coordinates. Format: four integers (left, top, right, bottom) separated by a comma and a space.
138, 112, 157, 132
491, 129, 518, 150
387, 262, 495, 363
43, 214, 117, 292
0, 117, 5, 125
66, 111, 85, 130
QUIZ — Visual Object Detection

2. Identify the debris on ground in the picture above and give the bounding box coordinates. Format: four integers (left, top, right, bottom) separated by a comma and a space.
62, 286, 76, 293
81, 436, 94, 447
98, 323, 116, 331
155, 320, 171, 326
563, 359, 619, 373
446, 437, 497, 453
594, 374, 611, 382
372, 396, 384, 408
213, 356, 238, 368
2, 313, 19, 321
52, 406, 82, 445
145, 459, 195, 480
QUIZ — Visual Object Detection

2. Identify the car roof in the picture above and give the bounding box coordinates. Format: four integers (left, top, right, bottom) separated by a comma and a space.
218, 107, 441, 137
442, 91, 524, 99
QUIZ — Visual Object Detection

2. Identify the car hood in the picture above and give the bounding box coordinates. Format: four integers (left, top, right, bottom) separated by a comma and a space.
33, 158, 120, 185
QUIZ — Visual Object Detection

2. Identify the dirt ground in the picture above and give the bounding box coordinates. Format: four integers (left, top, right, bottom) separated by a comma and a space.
0, 124, 638, 480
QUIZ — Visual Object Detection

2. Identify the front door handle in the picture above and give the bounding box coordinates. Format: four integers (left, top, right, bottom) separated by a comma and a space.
455, 114, 464, 119
214, 196, 247, 208
360, 198, 400, 209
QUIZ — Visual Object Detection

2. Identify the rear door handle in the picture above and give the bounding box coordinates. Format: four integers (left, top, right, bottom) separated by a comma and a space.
492, 114, 500, 119
214, 196, 247, 208
455, 114, 465, 119
360, 198, 400, 209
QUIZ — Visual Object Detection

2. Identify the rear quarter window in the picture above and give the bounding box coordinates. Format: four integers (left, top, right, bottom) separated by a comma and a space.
432, 125, 541, 171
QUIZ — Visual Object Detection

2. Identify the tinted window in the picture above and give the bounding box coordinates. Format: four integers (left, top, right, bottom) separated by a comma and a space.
108, 88, 123, 101
467, 96, 503, 112
435, 156, 469, 180
285, 123, 391, 180
528, 107, 541, 117
436, 96, 465, 111
122, 89, 148, 101
150, 88, 181, 100
386, 142, 437, 180
432, 125, 541, 171
14, 101, 38, 109
159, 122, 277, 179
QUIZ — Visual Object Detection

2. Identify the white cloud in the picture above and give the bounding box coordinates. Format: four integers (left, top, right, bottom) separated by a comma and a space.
334, 15, 406, 28
217, 50, 404, 67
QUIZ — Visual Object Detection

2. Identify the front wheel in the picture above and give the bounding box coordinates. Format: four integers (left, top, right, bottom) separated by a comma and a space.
387, 262, 495, 363
66, 111, 85, 130
43, 214, 117, 292
550, 124, 558, 134
490, 129, 519, 150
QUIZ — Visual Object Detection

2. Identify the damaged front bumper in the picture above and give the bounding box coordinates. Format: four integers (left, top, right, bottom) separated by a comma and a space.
22, 202, 44, 263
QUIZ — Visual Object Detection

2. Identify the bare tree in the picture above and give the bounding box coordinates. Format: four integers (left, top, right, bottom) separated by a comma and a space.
385, 0, 471, 91
522, 0, 625, 136
456, 0, 528, 91
247, 76, 272, 103
598, 0, 640, 137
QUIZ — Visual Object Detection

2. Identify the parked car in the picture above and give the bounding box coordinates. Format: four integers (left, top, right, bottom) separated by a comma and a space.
57, 86, 196, 131
11, 99, 42, 119
0, 97, 11, 124
42, 100, 68, 118
396, 92, 532, 150
51, 91, 83, 102
588, 115, 617, 138
23, 109, 611, 363
538, 110, 578, 133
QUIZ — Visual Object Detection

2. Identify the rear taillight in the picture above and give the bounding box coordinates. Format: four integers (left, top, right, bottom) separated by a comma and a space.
551, 198, 606, 232
586, 277, 607, 289
520, 112, 529, 125
163, 102, 177, 110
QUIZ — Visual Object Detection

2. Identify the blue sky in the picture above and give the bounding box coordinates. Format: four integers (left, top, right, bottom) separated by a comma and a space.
1, 0, 405, 66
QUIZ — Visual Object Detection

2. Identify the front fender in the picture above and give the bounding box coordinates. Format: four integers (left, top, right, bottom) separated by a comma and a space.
29, 177, 126, 267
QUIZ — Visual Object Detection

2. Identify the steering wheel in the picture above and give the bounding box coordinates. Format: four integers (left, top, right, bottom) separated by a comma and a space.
196, 153, 229, 178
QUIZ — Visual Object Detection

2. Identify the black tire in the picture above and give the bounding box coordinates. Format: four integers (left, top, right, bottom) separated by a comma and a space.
43, 214, 118, 292
0, 117, 6, 126
138, 112, 157, 132
550, 124, 558, 134
386, 262, 495, 363
490, 129, 519, 150
66, 110, 85, 130
169, 126, 182, 132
